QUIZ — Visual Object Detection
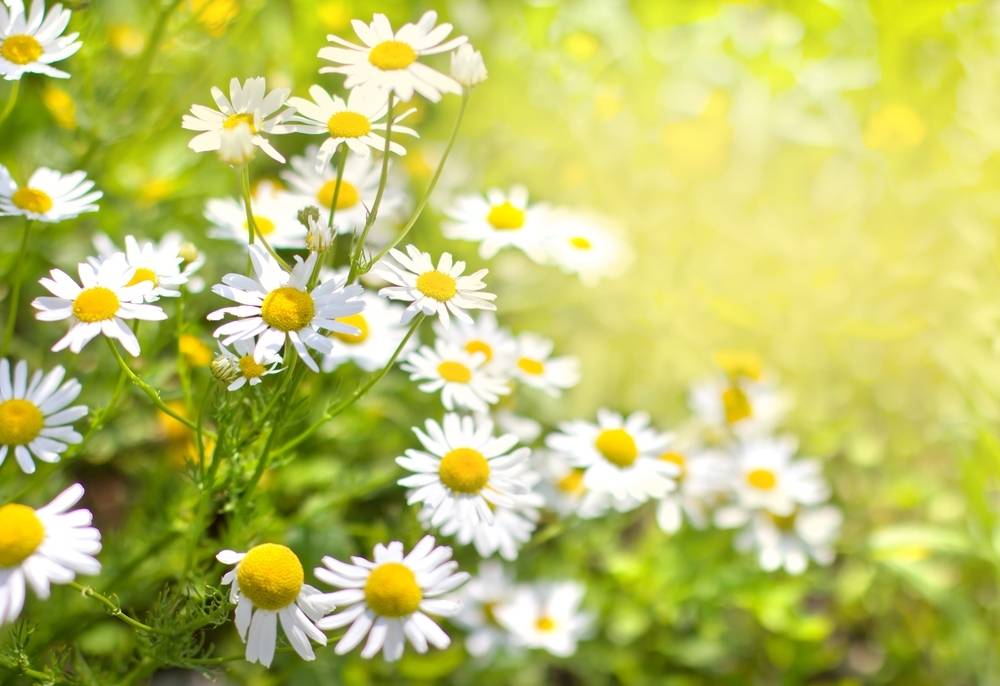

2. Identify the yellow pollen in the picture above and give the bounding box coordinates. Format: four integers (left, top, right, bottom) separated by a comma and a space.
1, 34, 43, 65
332, 313, 369, 344
487, 201, 526, 230
768, 510, 797, 531
415, 270, 457, 302
126, 267, 158, 287
721, 385, 753, 424
246, 215, 275, 236
260, 287, 315, 332
73, 287, 120, 323
595, 428, 638, 468
557, 469, 586, 494
11, 187, 53, 214
223, 112, 256, 132
317, 179, 360, 209
236, 544, 304, 610
660, 451, 687, 481
438, 447, 490, 493
327, 111, 371, 138
238, 354, 266, 379
746, 468, 777, 491
437, 361, 472, 383
368, 40, 417, 70
535, 616, 557, 632
0, 399, 44, 446
569, 236, 592, 250
465, 340, 493, 361
0, 504, 45, 567
364, 562, 422, 617
517, 357, 545, 376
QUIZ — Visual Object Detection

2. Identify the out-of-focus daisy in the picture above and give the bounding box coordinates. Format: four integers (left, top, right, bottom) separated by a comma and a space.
0, 1, 82, 81
374, 245, 496, 326
207, 245, 364, 373
32, 254, 167, 356
216, 339, 282, 391
733, 505, 842, 574
318, 11, 467, 102
689, 355, 790, 437
182, 76, 292, 163
216, 544, 338, 667
454, 562, 515, 657
493, 410, 542, 444
315, 535, 469, 662
0, 483, 101, 625
511, 332, 580, 397
495, 581, 591, 657
0, 360, 85, 475
545, 410, 677, 509
428, 483, 543, 561
402, 340, 509, 412
90, 234, 200, 300
432, 312, 516, 377
206, 181, 308, 250
544, 209, 632, 286
443, 186, 550, 262
535, 449, 616, 519
450, 42, 487, 88
654, 441, 732, 534
287, 84, 417, 170
321, 290, 414, 373
0, 165, 101, 222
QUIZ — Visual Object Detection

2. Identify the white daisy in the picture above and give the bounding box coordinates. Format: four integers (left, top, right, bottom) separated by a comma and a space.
318, 11, 467, 102
207, 244, 365, 373
493, 409, 542, 444
733, 505, 842, 575
314, 535, 469, 662
0, 359, 85, 475
494, 581, 592, 658
216, 544, 338, 667
443, 186, 551, 262
0, 164, 101, 222
427, 485, 544, 561
544, 209, 633, 286
454, 562, 516, 658
321, 290, 415, 373
32, 253, 167, 356
401, 340, 509, 412
287, 84, 418, 171
0, 0, 81, 81
89, 234, 198, 300
0, 483, 101, 625
206, 180, 308, 250
689, 375, 791, 439
374, 245, 496, 326
653, 441, 733, 534
511, 332, 580, 397
216, 339, 282, 391
545, 409, 677, 510
535, 448, 617, 520
432, 311, 516, 377
182, 76, 292, 164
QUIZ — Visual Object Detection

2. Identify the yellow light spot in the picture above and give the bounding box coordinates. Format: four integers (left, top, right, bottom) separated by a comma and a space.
557, 469, 586, 494
332, 313, 369, 344
190, 0, 239, 37
595, 428, 638, 468
562, 30, 600, 61
364, 562, 422, 617
11, 187, 53, 215
238, 354, 266, 378
661, 92, 732, 179
714, 350, 763, 381
569, 236, 592, 250
1, 35, 43, 65
260, 287, 315, 332
721, 385, 753, 424
438, 447, 490, 493
236, 543, 303, 610
660, 451, 686, 481
178, 334, 212, 367
327, 111, 371, 138
415, 270, 457, 302
158, 400, 191, 442
317, 179, 360, 209
107, 23, 146, 57
437, 361, 471, 383
517, 357, 545, 376
127, 267, 158, 287
487, 202, 525, 230
864, 104, 926, 152
368, 40, 417, 70
0, 399, 44, 446
73, 287, 120, 323
318, 1, 351, 31
223, 112, 256, 132
746, 468, 777, 491
41, 85, 76, 130
0, 504, 45, 567
535, 615, 557, 632
768, 511, 797, 531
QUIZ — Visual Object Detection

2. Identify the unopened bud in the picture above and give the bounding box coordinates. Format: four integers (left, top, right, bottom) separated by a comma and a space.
211, 355, 240, 384
451, 43, 487, 87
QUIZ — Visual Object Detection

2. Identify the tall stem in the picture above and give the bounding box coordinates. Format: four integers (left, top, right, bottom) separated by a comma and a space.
348, 92, 396, 281
326, 144, 348, 231
0, 80, 19, 129
106, 338, 201, 432
1, 218, 32, 356
239, 165, 288, 269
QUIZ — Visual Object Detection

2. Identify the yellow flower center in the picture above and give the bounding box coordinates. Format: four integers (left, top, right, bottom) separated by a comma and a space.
238, 354, 266, 379
368, 40, 417, 70
246, 215, 275, 236
0, 504, 45, 567
1, 35, 43, 65
465, 340, 493, 361
332, 313, 369, 344
557, 469, 586, 494
535, 615, 557, 632
660, 451, 686, 481
595, 428, 638, 468
569, 236, 592, 250
517, 357, 545, 376
223, 112, 256, 132
746, 468, 777, 491
721, 385, 753, 424
126, 267, 158, 287
327, 111, 371, 138
487, 201, 526, 230
235, 543, 304, 610
317, 179, 360, 209
415, 270, 457, 302
11, 187, 54, 214
0, 399, 44, 446
768, 510, 797, 531
73, 287, 120, 323
364, 562, 422, 617
260, 287, 315, 332
437, 360, 471, 383
438, 447, 490, 494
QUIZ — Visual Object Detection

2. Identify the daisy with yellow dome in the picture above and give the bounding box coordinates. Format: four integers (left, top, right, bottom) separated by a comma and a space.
402, 339, 509, 413
0, 164, 101, 222
89, 234, 201, 301
494, 581, 591, 658
215, 338, 282, 391
443, 186, 551, 263
431, 312, 516, 378
511, 332, 580, 397
0, 1, 82, 81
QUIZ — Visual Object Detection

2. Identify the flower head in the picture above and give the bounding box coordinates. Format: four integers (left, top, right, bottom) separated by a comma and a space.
495, 581, 591, 657
402, 340, 510, 412
444, 186, 550, 262
0, 164, 101, 222
450, 43, 487, 87
0, 1, 82, 81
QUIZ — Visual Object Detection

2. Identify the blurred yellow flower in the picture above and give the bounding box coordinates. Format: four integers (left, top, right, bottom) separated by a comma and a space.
179, 334, 213, 367
137, 177, 178, 206
863, 104, 927, 152
41, 85, 76, 130
108, 23, 145, 57
158, 401, 191, 443
317, 1, 351, 31
562, 31, 601, 62
403, 147, 433, 181
190, 0, 239, 37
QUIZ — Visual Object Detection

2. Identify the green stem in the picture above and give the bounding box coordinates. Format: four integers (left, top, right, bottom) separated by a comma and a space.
348, 92, 396, 281
239, 165, 289, 269
242, 353, 303, 496
69, 582, 164, 635
326, 143, 348, 232
106, 338, 202, 433
0, 218, 32, 356
0, 80, 19, 129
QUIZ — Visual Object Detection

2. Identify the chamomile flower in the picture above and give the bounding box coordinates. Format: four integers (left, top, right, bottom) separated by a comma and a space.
427, 485, 544, 561
653, 441, 733, 534
535, 449, 617, 519
450, 42, 487, 88
443, 186, 551, 262
321, 290, 414, 373
89, 234, 198, 300
689, 375, 791, 439
733, 505, 843, 575
0, 483, 101, 625
287, 84, 418, 171
397, 413, 532, 529
511, 333, 580, 397
454, 562, 516, 658
182, 76, 292, 163
318, 11, 467, 102
432, 311, 516, 376
0, 359, 85, 474
206, 181, 307, 249
207, 244, 365, 373
402, 341, 509, 412
314, 536, 469, 662
32, 253, 167, 356
544, 209, 632, 286
0, 165, 101, 222
374, 245, 496, 326
216, 545, 338, 667
217, 339, 282, 391
545, 410, 677, 509
0, 1, 82, 81
495, 582, 592, 658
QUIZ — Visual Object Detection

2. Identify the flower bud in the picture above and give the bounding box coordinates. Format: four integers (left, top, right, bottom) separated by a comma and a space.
211, 355, 240, 384
450, 43, 487, 88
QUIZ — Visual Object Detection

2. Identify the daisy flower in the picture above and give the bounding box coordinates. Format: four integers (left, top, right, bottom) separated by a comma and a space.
373, 245, 496, 326
0, 165, 101, 222
397, 413, 532, 529
545, 409, 677, 509
89, 234, 200, 300
511, 332, 580, 397
206, 180, 308, 249
0, 359, 85, 474
733, 505, 842, 575
216, 544, 338, 667
427, 485, 544, 561
0, 483, 101, 625
321, 289, 415, 373
207, 245, 365, 373
216, 339, 282, 391
314, 535, 469, 662
544, 209, 633, 286
401, 340, 509, 412
432, 311, 516, 377
0, 0, 82, 81
182, 76, 292, 163
32, 253, 167, 356
443, 186, 551, 262
495, 581, 592, 658
450, 42, 487, 88
689, 375, 791, 439
454, 562, 516, 658
654, 442, 733, 534
535, 449, 617, 520
318, 11, 467, 102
